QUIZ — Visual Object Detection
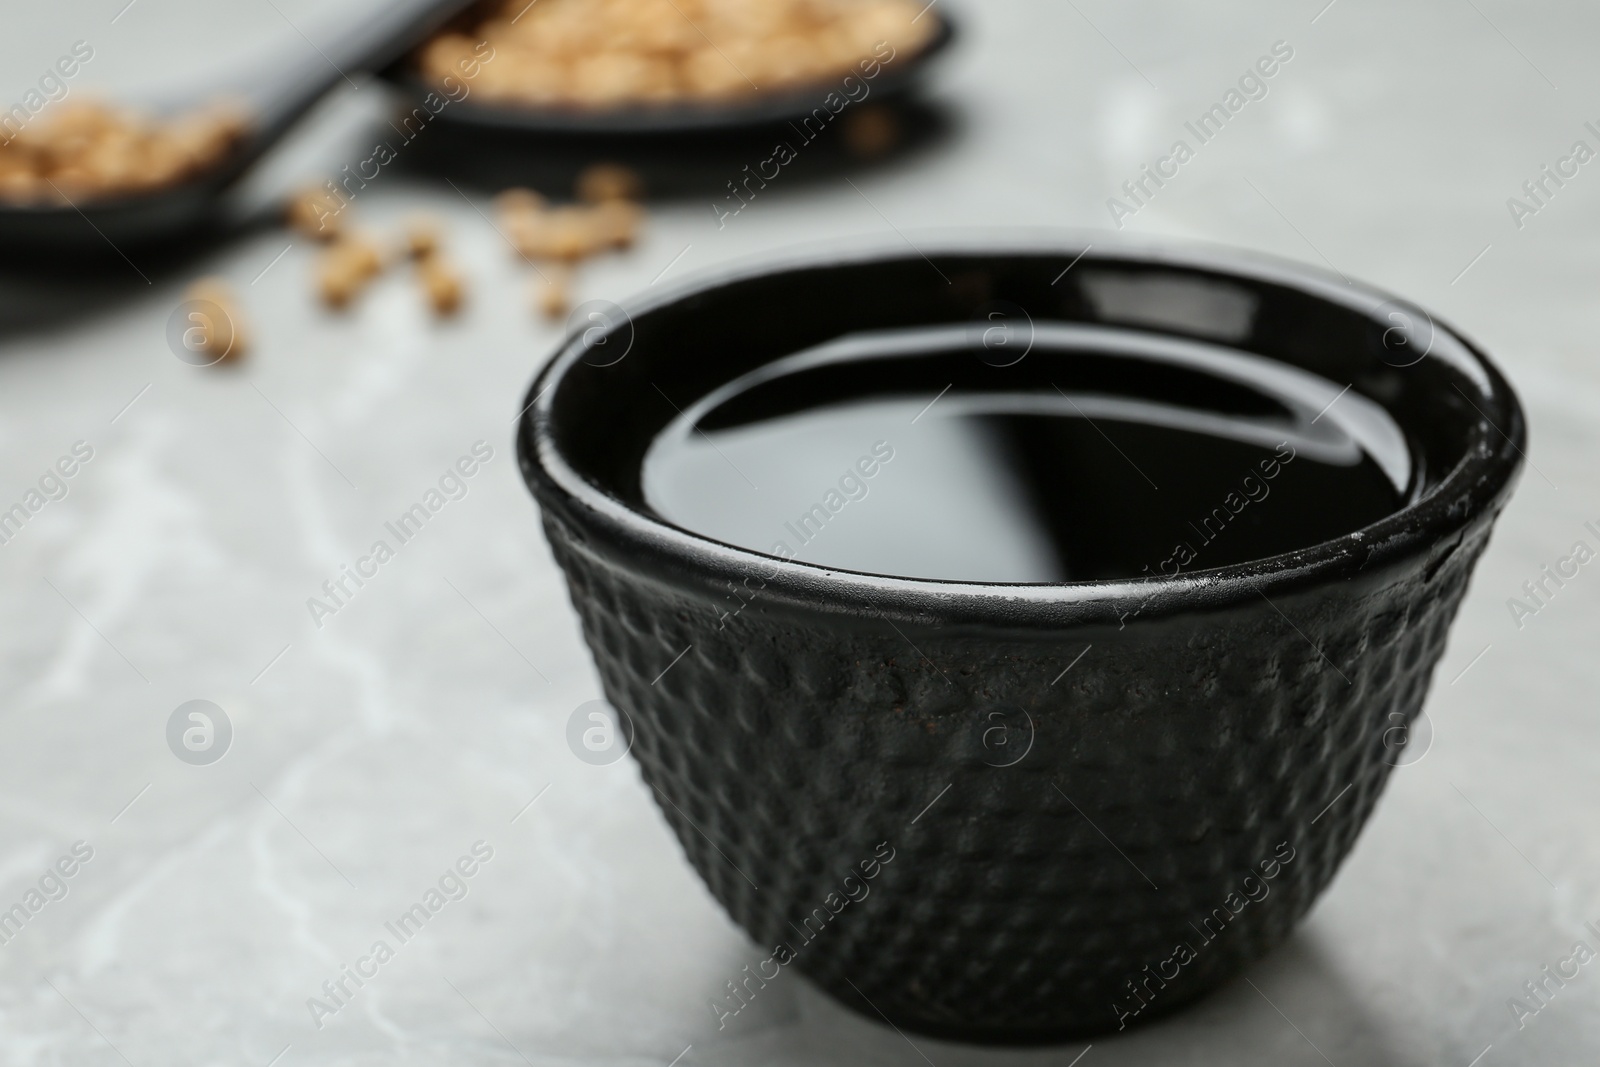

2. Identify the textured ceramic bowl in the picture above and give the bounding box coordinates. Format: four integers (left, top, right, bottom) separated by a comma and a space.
517, 236, 1524, 1042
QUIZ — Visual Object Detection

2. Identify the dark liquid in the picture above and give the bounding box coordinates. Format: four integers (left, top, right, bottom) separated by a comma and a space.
642, 324, 1411, 583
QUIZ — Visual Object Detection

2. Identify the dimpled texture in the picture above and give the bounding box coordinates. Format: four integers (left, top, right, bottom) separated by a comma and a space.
544, 515, 1490, 1040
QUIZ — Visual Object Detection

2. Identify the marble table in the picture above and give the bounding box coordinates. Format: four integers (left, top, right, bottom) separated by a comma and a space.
1, 0, 1597, 1063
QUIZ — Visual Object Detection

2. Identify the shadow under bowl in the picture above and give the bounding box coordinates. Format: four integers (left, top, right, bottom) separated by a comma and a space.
517, 234, 1524, 1042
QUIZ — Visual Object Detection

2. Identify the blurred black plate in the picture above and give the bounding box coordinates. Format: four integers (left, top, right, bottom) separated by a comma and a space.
379, 11, 956, 136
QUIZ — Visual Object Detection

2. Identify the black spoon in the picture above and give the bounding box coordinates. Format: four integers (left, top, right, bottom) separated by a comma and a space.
0, 0, 479, 258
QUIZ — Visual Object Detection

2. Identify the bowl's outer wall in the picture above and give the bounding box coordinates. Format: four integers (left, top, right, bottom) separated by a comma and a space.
536, 491, 1502, 1041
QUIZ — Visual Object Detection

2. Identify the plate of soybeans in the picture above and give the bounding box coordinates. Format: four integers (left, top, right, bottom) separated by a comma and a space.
385, 0, 956, 135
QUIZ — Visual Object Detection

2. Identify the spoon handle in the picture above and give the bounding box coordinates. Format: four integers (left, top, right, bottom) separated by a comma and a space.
223, 0, 483, 175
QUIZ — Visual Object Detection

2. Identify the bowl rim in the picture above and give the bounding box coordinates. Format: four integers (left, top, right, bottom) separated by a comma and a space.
518, 230, 1526, 626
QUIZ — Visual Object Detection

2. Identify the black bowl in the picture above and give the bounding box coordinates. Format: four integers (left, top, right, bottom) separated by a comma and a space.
517, 235, 1524, 1042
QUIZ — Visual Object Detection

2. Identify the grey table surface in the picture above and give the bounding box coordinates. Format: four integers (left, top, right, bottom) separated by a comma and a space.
1, 0, 1597, 1064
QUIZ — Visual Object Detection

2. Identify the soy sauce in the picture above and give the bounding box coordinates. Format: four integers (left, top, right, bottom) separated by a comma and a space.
642, 323, 1409, 583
